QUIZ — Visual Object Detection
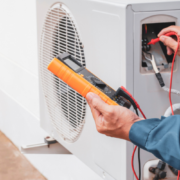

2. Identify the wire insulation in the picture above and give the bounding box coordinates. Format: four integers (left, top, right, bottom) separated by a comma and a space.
169, 33, 179, 115
138, 108, 147, 119
151, 56, 159, 73
131, 146, 139, 180
162, 86, 180, 96
138, 147, 141, 180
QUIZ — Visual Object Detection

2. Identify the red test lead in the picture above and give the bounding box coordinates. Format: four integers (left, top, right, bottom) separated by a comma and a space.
120, 86, 146, 119
148, 31, 177, 45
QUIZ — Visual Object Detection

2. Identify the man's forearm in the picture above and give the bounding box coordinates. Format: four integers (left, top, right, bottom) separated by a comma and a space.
129, 115, 180, 170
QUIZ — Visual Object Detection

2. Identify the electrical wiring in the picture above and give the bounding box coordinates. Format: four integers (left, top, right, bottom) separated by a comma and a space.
138, 147, 141, 180
135, 108, 139, 116
168, 33, 179, 116
131, 146, 139, 180
138, 108, 146, 120
162, 86, 180, 96
143, 51, 180, 96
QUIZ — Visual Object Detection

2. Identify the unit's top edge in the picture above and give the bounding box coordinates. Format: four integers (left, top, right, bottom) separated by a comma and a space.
90, 0, 180, 12
131, 0, 180, 12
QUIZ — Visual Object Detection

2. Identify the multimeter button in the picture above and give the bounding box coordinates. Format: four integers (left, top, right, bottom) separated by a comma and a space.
91, 77, 106, 89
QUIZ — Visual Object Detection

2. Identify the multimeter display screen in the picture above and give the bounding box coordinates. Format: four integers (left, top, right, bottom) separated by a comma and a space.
64, 58, 80, 71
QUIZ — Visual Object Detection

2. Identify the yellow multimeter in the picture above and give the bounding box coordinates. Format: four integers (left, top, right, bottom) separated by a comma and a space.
48, 52, 131, 109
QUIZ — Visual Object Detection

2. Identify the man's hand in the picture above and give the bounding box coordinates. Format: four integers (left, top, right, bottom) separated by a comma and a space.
86, 92, 143, 141
158, 25, 180, 56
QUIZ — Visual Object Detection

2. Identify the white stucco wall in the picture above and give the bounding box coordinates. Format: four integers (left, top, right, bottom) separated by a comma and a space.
0, 0, 43, 145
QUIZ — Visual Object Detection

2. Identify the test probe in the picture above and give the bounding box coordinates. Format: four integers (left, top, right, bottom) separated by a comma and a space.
147, 32, 178, 45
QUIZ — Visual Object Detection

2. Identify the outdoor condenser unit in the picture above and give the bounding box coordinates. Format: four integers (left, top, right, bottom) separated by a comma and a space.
37, 0, 180, 179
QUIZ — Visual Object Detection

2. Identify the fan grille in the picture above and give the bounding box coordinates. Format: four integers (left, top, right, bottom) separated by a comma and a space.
40, 3, 86, 143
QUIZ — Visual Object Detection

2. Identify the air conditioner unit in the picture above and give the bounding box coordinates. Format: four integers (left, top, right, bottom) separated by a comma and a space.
37, 1, 180, 180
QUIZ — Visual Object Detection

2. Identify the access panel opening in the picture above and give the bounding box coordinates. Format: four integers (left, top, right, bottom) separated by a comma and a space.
142, 22, 175, 69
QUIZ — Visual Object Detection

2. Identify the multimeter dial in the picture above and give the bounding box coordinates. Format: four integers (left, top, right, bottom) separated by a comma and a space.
104, 87, 112, 94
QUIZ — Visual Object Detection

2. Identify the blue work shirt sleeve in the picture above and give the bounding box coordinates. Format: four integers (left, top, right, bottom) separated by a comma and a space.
129, 115, 180, 170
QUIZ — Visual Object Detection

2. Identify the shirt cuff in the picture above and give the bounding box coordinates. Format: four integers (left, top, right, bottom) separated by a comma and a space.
129, 118, 161, 150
